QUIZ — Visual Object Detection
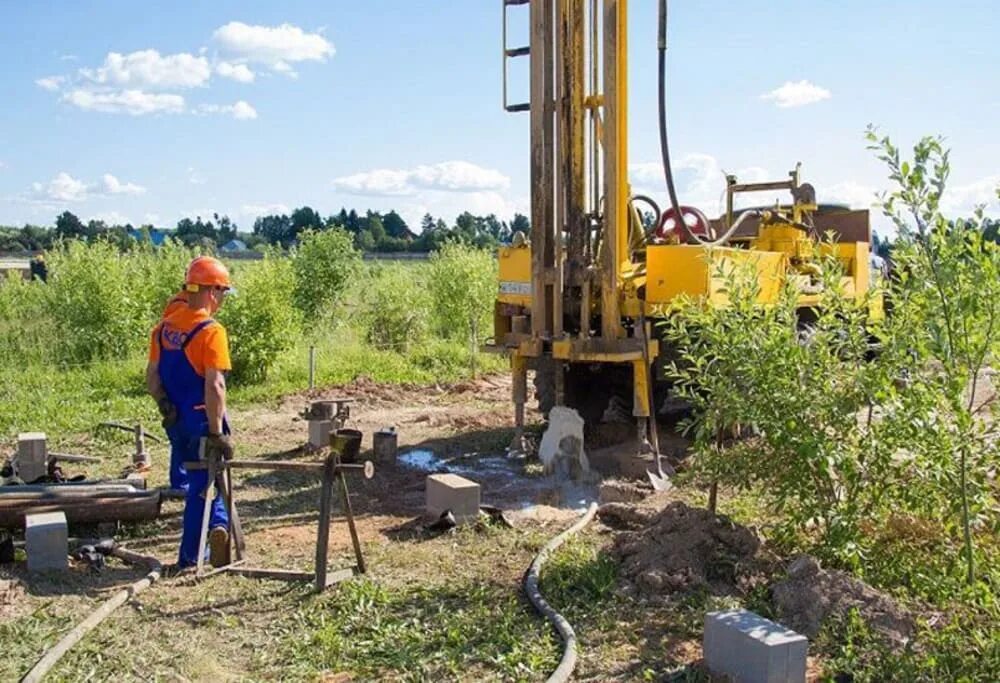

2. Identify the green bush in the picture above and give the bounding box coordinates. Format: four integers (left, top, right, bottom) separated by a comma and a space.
291, 229, 361, 320
218, 252, 302, 384
361, 263, 431, 351
427, 242, 496, 344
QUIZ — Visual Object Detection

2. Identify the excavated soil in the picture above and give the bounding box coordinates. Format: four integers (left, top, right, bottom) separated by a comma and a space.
602, 500, 771, 596
772, 554, 915, 648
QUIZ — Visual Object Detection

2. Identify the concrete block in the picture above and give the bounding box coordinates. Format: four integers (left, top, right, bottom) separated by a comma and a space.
704, 609, 807, 683
25, 511, 68, 572
16, 432, 48, 483
426, 473, 480, 524
308, 420, 331, 449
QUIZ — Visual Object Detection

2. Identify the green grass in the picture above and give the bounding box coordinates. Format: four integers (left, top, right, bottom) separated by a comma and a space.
0, 329, 505, 442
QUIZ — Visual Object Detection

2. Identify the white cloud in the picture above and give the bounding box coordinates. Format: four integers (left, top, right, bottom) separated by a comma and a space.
197, 100, 258, 120
62, 89, 185, 115
242, 203, 290, 220
760, 80, 832, 108
59, 54, 78, 62
333, 160, 510, 196
213, 21, 334, 74
143, 212, 161, 225
80, 50, 211, 89
824, 181, 879, 209
32, 172, 89, 202
100, 173, 146, 196
36, 76, 65, 92
28, 171, 147, 203
216, 60, 255, 83
941, 174, 1000, 216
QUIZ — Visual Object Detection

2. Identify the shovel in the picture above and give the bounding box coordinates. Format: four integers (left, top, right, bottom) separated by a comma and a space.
638, 312, 672, 491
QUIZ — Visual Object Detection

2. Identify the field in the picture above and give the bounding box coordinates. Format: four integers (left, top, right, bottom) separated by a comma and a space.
3, 146, 1000, 683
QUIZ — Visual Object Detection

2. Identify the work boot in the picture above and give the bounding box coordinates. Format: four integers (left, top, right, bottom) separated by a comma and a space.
209, 526, 230, 568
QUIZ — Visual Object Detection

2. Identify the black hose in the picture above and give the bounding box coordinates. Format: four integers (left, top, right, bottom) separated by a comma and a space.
657, 0, 685, 227
524, 502, 599, 683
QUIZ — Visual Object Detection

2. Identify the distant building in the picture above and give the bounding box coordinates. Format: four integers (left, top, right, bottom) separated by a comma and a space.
128, 227, 168, 246
220, 239, 248, 253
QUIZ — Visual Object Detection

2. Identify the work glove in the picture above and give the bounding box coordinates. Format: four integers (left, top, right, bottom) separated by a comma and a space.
156, 396, 177, 429
205, 433, 235, 461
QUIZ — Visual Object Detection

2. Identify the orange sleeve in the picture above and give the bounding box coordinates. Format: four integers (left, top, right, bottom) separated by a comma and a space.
186, 323, 232, 375
147, 324, 162, 363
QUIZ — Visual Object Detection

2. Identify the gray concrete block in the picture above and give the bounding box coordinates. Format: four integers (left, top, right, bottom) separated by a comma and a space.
308, 420, 331, 449
426, 473, 480, 524
704, 609, 807, 683
17, 432, 48, 483
25, 511, 68, 572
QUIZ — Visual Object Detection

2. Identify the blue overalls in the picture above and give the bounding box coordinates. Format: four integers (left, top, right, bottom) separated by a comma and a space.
163, 296, 190, 492
157, 319, 229, 567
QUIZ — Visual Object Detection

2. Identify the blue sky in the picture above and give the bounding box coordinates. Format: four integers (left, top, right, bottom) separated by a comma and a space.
0, 1, 997, 235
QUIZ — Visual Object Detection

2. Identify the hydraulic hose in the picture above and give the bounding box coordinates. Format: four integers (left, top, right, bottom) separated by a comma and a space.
21, 546, 162, 683
524, 502, 599, 683
656, 0, 758, 247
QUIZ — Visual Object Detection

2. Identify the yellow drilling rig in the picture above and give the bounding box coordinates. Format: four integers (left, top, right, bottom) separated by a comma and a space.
490, 0, 879, 461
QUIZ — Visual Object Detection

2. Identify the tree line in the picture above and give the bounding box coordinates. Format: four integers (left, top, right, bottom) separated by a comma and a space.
0, 207, 532, 253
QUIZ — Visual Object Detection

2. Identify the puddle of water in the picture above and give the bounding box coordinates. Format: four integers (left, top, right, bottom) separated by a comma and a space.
398, 449, 442, 472
398, 448, 598, 512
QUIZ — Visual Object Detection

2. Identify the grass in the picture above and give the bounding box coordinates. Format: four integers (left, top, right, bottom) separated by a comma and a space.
0, 330, 505, 443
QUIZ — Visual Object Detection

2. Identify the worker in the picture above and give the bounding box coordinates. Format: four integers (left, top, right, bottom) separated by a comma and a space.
156, 257, 212, 492
146, 256, 235, 569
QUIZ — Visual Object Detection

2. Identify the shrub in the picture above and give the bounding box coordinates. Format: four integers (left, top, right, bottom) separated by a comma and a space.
291, 229, 361, 320
427, 242, 496, 344
218, 252, 302, 384
361, 263, 431, 351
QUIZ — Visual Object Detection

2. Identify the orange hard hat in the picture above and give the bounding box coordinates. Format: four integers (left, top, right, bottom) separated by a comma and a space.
184, 256, 231, 290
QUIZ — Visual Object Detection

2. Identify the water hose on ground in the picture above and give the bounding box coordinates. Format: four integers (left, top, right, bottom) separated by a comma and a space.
21, 546, 162, 683
523, 502, 599, 683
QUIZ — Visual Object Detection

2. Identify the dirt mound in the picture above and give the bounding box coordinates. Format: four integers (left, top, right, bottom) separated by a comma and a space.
606, 501, 765, 595
772, 555, 915, 648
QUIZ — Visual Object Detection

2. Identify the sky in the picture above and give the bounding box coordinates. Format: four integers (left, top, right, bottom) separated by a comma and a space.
0, 1, 997, 236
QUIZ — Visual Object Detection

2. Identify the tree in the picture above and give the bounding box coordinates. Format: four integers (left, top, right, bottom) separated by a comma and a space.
382, 210, 411, 239
510, 213, 530, 234
55, 211, 86, 241
420, 213, 436, 234
214, 213, 238, 243
291, 206, 322, 239
253, 214, 293, 247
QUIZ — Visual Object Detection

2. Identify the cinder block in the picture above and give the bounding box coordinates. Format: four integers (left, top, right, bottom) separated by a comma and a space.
704, 609, 807, 683
308, 420, 331, 449
25, 511, 68, 572
426, 473, 480, 524
17, 432, 48, 483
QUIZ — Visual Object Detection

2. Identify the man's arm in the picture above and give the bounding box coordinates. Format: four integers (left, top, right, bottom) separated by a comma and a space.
146, 361, 164, 400
204, 367, 227, 434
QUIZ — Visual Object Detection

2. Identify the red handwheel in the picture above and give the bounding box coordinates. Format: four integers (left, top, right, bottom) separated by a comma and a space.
655, 205, 712, 243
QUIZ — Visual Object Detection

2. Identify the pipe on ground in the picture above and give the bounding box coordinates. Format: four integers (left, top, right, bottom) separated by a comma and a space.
523, 502, 599, 683
20, 546, 162, 683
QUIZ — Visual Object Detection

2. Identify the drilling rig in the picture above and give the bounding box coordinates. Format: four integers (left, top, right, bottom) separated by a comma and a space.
492, 0, 878, 458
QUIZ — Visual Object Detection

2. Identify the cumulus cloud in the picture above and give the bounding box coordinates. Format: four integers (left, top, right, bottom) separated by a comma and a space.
100, 173, 146, 195
80, 50, 211, 90
187, 167, 206, 185
197, 100, 258, 120
29, 171, 147, 203
62, 89, 185, 115
333, 161, 510, 196
32, 172, 89, 202
88, 211, 131, 226
35, 76, 65, 92
213, 21, 334, 75
215, 60, 255, 83
824, 181, 879, 209
760, 80, 831, 108
941, 174, 1000, 216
